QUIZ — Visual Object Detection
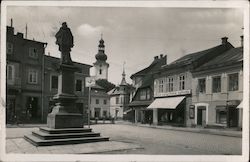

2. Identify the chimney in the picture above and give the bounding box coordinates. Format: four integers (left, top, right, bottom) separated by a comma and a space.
160, 54, 163, 58
16, 32, 23, 38
10, 18, 13, 27
154, 56, 159, 60
240, 35, 244, 47
221, 37, 228, 45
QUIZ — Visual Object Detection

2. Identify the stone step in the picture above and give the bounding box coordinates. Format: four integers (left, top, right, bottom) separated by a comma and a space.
32, 131, 100, 140
39, 127, 92, 134
24, 134, 109, 146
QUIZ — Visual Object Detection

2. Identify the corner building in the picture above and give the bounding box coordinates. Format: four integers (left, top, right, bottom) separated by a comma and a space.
152, 37, 234, 126
191, 43, 243, 129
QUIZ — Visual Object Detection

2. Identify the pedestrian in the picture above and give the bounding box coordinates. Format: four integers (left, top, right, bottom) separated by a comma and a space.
149, 116, 152, 125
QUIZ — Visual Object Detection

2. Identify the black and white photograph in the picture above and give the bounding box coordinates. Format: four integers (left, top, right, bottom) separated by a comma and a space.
0, 1, 249, 162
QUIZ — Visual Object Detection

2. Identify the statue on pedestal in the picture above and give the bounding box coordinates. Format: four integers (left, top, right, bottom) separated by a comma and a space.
55, 22, 74, 64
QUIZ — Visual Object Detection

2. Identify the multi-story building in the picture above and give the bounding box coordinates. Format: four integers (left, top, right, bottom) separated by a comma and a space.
6, 24, 92, 123
151, 37, 234, 126
191, 39, 243, 129
89, 85, 110, 119
109, 69, 133, 120
43, 55, 92, 123
6, 24, 47, 123
129, 54, 167, 123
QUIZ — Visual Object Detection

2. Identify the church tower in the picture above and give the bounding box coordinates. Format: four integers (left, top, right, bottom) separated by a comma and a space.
93, 36, 109, 80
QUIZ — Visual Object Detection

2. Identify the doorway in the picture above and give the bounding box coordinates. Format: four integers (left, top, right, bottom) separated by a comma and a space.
197, 106, 206, 126
27, 97, 38, 120
6, 98, 16, 123
228, 107, 238, 127
94, 108, 101, 118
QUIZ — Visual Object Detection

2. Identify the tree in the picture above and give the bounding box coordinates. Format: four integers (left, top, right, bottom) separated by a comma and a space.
95, 79, 116, 92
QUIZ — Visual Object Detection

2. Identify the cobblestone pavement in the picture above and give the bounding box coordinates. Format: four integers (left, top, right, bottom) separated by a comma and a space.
92, 124, 242, 155
5, 123, 242, 155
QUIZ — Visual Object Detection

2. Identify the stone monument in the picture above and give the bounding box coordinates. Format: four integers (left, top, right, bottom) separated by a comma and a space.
47, 22, 83, 129
24, 22, 108, 146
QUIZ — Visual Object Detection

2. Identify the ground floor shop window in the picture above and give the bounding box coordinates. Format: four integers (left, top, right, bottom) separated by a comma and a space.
216, 110, 227, 124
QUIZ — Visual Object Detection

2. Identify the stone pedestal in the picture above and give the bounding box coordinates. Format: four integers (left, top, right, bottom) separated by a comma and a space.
47, 63, 83, 129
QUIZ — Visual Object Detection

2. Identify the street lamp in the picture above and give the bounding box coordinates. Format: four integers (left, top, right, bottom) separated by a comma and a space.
85, 77, 95, 128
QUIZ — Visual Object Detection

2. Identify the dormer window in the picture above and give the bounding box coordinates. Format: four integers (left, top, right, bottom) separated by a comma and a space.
29, 47, 38, 58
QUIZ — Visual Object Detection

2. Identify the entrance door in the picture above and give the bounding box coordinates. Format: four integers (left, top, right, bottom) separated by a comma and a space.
228, 107, 238, 127
7, 98, 15, 123
27, 97, 38, 120
94, 108, 101, 118
197, 106, 206, 126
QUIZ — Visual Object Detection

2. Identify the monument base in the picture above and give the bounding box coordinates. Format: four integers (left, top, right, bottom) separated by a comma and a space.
47, 113, 83, 129
24, 127, 109, 146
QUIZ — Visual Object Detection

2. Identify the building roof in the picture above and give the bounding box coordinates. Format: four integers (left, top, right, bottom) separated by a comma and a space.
130, 55, 167, 79
128, 100, 153, 107
44, 55, 92, 68
91, 84, 105, 90
160, 41, 234, 71
193, 47, 243, 71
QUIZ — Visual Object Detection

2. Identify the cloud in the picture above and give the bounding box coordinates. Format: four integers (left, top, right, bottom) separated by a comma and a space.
77, 24, 104, 37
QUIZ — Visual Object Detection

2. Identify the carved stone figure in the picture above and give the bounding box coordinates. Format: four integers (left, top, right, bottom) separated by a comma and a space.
55, 22, 74, 64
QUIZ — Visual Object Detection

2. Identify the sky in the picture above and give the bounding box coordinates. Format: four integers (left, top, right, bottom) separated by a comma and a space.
6, 6, 243, 85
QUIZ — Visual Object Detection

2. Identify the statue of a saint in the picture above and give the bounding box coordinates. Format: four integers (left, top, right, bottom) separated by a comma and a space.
55, 22, 74, 64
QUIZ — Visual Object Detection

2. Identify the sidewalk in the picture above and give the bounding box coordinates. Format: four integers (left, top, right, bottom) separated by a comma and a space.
5, 125, 142, 154
117, 121, 242, 138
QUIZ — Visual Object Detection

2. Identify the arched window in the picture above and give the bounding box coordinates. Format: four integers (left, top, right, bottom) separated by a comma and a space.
99, 69, 102, 75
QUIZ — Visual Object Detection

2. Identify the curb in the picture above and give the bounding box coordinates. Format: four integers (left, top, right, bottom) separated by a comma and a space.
118, 122, 242, 138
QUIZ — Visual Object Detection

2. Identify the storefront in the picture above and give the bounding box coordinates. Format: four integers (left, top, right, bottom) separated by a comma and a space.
147, 96, 186, 126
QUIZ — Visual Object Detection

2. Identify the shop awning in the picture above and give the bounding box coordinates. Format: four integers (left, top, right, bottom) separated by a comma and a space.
123, 109, 133, 114
147, 96, 185, 109
237, 101, 243, 109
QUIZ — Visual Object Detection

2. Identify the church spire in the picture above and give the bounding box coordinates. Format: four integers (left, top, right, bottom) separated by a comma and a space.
120, 62, 127, 85
95, 34, 107, 61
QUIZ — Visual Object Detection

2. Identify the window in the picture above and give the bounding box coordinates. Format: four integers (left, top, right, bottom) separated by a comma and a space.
103, 99, 107, 105
168, 77, 174, 92
179, 75, 185, 90
51, 75, 58, 90
7, 65, 15, 81
216, 110, 227, 124
228, 73, 239, 91
76, 79, 82, 92
99, 69, 102, 75
96, 99, 99, 104
140, 90, 146, 100
28, 69, 38, 84
146, 89, 151, 100
212, 76, 221, 93
29, 47, 38, 58
159, 79, 164, 93
7, 42, 13, 54
198, 78, 206, 93
116, 96, 119, 104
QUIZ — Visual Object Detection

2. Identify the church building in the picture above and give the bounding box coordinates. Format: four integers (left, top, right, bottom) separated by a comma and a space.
93, 37, 109, 80
89, 37, 111, 119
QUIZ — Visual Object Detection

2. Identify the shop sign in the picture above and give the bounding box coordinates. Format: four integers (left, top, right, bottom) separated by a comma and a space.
154, 89, 191, 97
189, 105, 195, 119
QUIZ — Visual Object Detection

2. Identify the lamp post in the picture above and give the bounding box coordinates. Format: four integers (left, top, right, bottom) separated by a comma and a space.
86, 76, 95, 128
88, 85, 91, 128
